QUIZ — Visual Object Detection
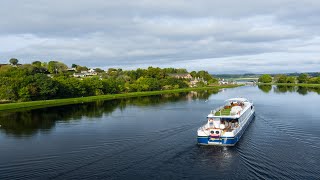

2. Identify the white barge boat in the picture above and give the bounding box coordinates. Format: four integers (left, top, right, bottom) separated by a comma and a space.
197, 98, 255, 146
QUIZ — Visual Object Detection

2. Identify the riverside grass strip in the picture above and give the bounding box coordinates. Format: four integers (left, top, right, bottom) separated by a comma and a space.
258, 83, 320, 87
0, 85, 240, 112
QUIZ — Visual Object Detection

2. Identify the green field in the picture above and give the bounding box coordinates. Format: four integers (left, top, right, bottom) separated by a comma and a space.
0, 85, 240, 112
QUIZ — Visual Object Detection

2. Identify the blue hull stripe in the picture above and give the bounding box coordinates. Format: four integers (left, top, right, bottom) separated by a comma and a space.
197, 112, 255, 146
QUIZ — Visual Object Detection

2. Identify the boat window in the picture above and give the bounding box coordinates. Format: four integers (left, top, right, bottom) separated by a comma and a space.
215, 131, 219, 134
210, 131, 215, 134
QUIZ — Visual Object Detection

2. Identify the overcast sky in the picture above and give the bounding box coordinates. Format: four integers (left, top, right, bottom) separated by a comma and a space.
1, 0, 320, 74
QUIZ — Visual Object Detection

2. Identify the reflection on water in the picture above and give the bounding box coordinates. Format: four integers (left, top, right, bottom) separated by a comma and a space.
0, 86, 319, 180
258, 85, 272, 93
258, 85, 320, 95
0, 90, 219, 137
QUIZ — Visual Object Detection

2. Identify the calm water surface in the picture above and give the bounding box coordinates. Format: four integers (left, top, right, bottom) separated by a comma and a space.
0, 86, 319, 179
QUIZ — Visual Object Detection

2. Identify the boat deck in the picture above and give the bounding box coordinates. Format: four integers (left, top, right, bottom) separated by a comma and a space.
215, 107, 231, 116
214, 103, 247, 116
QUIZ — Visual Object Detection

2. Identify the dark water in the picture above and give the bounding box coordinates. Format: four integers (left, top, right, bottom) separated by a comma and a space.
0, 86, 319, 179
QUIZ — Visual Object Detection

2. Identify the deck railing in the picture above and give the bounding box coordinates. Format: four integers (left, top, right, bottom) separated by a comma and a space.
210, 105, 225, 116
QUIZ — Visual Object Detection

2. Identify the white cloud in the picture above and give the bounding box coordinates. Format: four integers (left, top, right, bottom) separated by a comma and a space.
1, 0, 320, 73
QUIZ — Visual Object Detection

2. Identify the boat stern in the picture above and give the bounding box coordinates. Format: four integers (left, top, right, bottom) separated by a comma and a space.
197, 128, 238, 146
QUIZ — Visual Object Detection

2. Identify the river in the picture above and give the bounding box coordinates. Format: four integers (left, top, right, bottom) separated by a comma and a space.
0, 85, 319, 179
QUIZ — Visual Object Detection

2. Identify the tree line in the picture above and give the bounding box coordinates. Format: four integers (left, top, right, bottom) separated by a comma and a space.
0, 59, 217, 102
258, 73, 320, 84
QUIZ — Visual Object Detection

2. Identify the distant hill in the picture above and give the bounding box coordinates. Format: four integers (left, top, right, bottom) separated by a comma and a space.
213, 72, 320, 79
213, 73, 260, 79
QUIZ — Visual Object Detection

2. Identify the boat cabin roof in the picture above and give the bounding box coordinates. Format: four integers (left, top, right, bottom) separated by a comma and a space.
225, 98, 248, 102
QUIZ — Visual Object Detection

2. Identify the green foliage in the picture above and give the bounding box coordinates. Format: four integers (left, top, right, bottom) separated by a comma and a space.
47, 61, 68, 74
208, 78, 218, 84
32, 61, 42, 68
275, 75, 288, 83
107, 68, 122, 77
102, 78, 122, 94
18, 87, 31, 102
9, 58, 19, 65
159, 77, 188, 90
30, 74, 58, 100
297, 73, 309, 83
190, 70, 214, 81
196, 81, 206, 87
258, 74, 272, 83
145, 67, 166, 79
133, 77, 160, 91
286, 76, 296, 83
0, 62, 218, 102
190, 71, 197, 77
94, 68, 105, 73
308, 77, 320, 84
76, 65, 88, 72
0, 84, 17, 100
163, 68, 187, 74
275, 75, 296, 83
258, 85, 272, 93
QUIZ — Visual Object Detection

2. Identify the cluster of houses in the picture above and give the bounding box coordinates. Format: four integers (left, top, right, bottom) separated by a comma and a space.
72, 69, 98, 78
168, 73, 208, 87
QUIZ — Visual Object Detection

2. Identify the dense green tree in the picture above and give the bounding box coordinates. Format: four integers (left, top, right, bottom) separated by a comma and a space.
125, 70, 138, 81
159, 77, 188, 90
190, 71, 197, 77
133, 77, 160, 91
54, 76, 86, 97
208, 78, 218, 84
276, 75, 288, 83
286, 76, 296, 83
18, 87, 31, 101
32, 61, 42, 68
9, 58, 19, 65
176, 68, 188, 73
76, 65, 89, 72
258, 74, 272, 83
102, 78, 122, 94
196, 81, 206, 87
94, 68, 105, 73
107, 68, 120, 77
0, 84, 17, 100
0, 65, 16, 77
146, 67, 166, 79
297, 73, 309, 83
163, 68, 175, 74
308, 77, 320, 84
30, 74, 58, 100
47, 61, 68, 74
135, 68, 147, 79
82, 77, 104, 96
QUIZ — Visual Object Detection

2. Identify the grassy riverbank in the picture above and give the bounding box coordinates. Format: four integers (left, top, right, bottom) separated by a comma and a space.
0, 85, 240, 112
258, 83, 320, 87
